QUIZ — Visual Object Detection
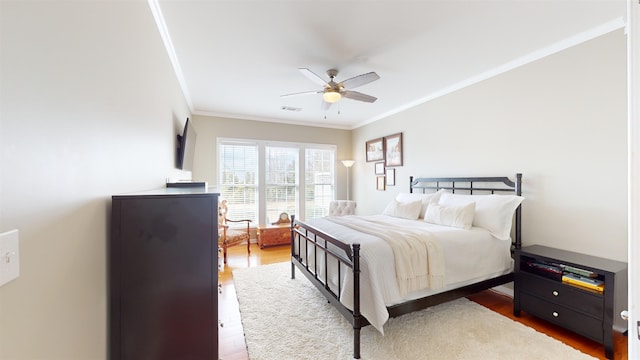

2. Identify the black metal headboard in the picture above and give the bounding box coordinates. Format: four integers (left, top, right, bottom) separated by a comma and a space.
409, 174, 522, 249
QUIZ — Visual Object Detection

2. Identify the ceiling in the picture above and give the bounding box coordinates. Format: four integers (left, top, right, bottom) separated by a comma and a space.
153, 0, 625, 130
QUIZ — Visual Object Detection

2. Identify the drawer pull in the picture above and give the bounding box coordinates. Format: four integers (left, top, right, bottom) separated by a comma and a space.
552, 290, 559, 296
552, 311, 559, 317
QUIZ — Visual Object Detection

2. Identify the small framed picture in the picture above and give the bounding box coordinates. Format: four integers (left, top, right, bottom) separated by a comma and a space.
384, 133, 403, 167
374, 162, 385, 175
366, 138, 384, 162
386, 168, 395, 186
376, 176, 386, 191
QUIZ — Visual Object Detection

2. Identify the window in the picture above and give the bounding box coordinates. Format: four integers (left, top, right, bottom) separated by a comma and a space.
218, 141, 258, 223
218, 138, 335, 223
265, 146, 299, 224
305, 148, 334, 219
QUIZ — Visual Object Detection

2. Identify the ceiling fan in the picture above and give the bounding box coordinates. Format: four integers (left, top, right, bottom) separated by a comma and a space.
282, 68, 380, 109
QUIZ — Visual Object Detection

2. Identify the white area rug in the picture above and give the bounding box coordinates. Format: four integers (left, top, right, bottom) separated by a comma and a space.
233, 262, 596, 360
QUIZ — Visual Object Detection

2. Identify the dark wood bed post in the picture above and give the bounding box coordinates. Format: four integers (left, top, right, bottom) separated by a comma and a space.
352, 243, 362, 359
290, 214, 296, 279
515, 173, 522, 249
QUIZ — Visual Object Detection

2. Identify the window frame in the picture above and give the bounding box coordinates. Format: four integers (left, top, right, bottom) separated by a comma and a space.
218, 137, 336, 224
217, 140, 259, 225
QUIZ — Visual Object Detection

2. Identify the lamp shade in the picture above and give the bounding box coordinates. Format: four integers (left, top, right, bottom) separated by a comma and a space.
341, 160, 355, 168
323, 91, 342, 103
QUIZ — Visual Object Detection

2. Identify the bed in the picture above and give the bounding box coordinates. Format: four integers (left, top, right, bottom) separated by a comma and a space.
290, 174, 523, 359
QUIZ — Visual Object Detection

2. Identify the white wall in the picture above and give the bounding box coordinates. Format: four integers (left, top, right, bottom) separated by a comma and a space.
0, 2, 191, 359
353, 29, 628, 262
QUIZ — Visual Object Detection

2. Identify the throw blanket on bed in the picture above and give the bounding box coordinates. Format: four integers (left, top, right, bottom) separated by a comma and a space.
325, 216, 445, 296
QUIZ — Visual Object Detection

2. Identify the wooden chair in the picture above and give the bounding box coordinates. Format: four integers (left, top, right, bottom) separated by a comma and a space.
218, 199, 251, 264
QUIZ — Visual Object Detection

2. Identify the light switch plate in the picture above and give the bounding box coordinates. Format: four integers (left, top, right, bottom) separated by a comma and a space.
0, 229, 20, 287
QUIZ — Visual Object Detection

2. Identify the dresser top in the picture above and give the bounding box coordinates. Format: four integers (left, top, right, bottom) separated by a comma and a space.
113, 187, 220, 198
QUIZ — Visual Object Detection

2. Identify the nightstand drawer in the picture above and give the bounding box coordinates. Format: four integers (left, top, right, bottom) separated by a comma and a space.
520, 292, 603, 342
517, 271, 603, 319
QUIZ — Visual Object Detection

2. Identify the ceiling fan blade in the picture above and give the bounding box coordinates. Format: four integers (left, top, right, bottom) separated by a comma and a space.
342, 90, 377, 103
298, 68, 328, 86
340, 72, 380, 90
280, 90, 322, 97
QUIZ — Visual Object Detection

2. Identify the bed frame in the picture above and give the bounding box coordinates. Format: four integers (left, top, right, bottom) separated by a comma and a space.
290, 174, 522, 359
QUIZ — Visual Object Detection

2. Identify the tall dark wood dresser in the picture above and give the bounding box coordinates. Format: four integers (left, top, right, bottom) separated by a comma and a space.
109, 188, 219, 359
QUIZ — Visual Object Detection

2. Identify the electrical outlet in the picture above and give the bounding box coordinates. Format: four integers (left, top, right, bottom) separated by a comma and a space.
0, 229, 20, 287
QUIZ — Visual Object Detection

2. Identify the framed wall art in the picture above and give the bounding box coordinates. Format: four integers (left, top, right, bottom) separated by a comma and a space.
384, 133, 403, 167
385, 168, 395, 186
366, 137, 384, 162
376, 176, 386, 191
374, 162, 385, 175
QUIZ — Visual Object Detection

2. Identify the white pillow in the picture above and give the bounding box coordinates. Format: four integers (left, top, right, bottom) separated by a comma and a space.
395, 189, 445, 219
382, 199, 422, 220
423, 202, 476, 229
438, 193, 524, 240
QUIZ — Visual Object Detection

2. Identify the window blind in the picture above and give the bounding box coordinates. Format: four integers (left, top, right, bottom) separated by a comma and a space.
305, 148, 335, 219
265, 146, 299, 223
219, 141, 258, 223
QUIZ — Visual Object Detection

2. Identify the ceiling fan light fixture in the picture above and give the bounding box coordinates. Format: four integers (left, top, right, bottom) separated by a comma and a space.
323, 91, 341, 103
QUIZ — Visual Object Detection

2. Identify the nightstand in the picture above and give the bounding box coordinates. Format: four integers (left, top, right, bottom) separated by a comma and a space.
514, 245, 627, 359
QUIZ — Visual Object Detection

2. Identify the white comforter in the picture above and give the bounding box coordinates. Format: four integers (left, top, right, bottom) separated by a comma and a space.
326, 215, 444, 295
299, 214, 513, 334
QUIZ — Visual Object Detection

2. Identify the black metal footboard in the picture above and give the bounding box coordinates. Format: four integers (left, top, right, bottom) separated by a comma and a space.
290, 216, 369, 359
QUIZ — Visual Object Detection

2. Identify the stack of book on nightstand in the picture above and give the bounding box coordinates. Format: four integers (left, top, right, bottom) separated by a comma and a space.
561, 271, 605, 293
526, 260, 563, 280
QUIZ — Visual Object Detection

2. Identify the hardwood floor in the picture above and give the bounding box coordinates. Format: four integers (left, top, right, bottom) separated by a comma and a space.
218, 243, 628, 360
